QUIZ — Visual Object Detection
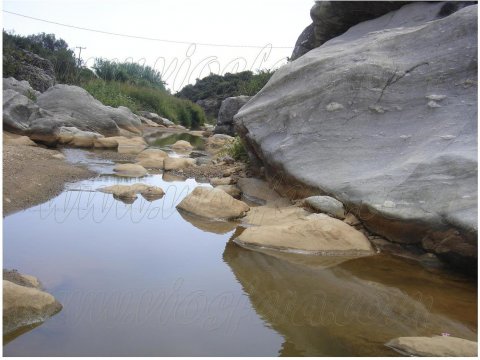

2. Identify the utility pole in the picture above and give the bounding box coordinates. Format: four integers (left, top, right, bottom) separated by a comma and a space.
75, 46, 86, 67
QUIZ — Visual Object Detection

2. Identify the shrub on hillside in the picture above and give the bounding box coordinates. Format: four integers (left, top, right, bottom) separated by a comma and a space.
83, 79, 205, 129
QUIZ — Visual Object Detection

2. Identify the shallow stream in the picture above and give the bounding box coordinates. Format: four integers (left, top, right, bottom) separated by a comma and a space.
3, 132, 477, 356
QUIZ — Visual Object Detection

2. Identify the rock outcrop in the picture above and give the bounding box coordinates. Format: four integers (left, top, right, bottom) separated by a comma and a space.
177, 186, 250, 220
4, 50, 55, 92
196, 98, 222, 120
386, 336, 478, 357
3, 80, 144, 145
37, 85, 142, 136
235, 4, 478, 273
214, 96, 251, 136
3, 77, 41, 98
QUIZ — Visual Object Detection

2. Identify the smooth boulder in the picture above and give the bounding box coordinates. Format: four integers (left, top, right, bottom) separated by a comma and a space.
214, 96, 251, 136
177, 186, 250, 220
163, 157, 196, 171
36, 84, 142, 136
171, 140, 193, 150
98, 183, 164, 202
3, 77, 41, 98
305, 196, 346, 219
243, 205, 311, 226
113, 163, 148, 177
235, 4, 478, 272
3, 280, 62, 335
386, 336, 477, 357
235, 213, 374, 255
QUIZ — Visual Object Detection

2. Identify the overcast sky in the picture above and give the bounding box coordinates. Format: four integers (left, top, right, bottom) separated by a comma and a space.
3, 0, 314, 91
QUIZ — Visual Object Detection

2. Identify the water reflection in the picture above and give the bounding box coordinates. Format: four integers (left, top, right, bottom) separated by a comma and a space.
145, 132, 205, 150
222, 241, 477, 356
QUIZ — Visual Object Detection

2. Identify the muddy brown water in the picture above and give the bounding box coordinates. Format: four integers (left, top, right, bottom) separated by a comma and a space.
3, 135, 477, 356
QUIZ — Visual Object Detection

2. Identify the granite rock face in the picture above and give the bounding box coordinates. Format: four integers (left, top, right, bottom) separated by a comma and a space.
214, 96, 251, 136
36, 84, 142, 136
235, 4, 478, 273
290, 1, 409, 60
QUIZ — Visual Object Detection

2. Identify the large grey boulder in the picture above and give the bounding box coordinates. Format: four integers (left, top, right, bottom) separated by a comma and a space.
235, 4, 478, 273
196, 98, 222, 120
3, 77, 41, 98
290, 1, 409, 60
214, 96, 251, 136
2, 89, 97, 145
36, 84, 142, 136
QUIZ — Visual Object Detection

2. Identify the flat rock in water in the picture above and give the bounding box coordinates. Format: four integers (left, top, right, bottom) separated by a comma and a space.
171, 140, 193, 150
98, 183, 164, 202
113, 163, 148, 177
235, 213, 374, 256
386, 336, 478, 357
164, 157, 196, 171
305, 196, 346, 219
3, 280, 62, 335
177, 186, 250, 220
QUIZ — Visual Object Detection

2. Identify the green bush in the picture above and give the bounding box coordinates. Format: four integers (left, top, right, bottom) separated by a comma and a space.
93, 58, 166, 90
225, 137, 249, 162
82, 79, 206, 129
176, 69, 274, 102
3, 30, 79, 84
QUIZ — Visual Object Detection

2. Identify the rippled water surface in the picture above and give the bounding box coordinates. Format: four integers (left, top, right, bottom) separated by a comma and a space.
3, 141, 477, 356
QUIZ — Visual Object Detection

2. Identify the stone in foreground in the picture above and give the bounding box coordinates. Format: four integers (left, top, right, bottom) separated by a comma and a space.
235, 213, 374, 256
3, 279, 62, 335
177, 186, 250, 220
386, 336, 477, 357
305, 196, 346, 219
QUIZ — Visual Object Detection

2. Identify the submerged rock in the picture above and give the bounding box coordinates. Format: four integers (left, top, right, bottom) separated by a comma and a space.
386, 336, 478, 357
177, 186, 250, 220
235, 4, 478, 272
3, 279, 62, 335
235, 213, 374, 256
171, 140, 193, 150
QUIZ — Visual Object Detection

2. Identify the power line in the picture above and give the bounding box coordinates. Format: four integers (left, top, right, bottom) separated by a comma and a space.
3, 10, 293, 49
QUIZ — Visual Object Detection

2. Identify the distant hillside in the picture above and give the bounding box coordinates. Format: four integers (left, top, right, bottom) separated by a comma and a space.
176, 70, 273, 120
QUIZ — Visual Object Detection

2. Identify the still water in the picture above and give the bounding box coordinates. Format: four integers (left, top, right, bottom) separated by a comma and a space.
3, 143, 477, 356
